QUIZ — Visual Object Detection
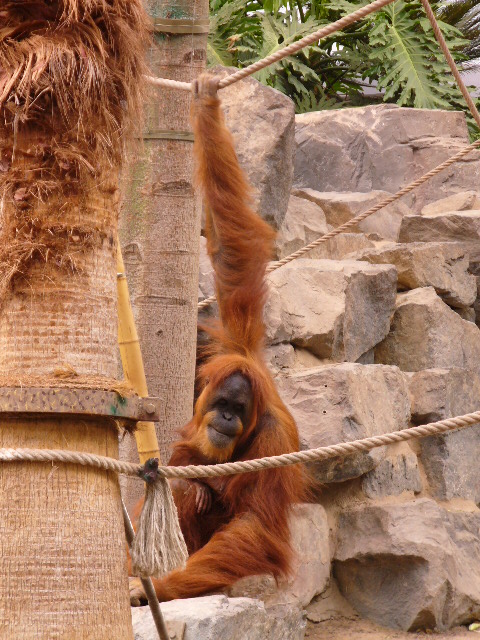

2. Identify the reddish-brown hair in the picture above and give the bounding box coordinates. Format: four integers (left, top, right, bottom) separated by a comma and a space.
137, 78, 305, 602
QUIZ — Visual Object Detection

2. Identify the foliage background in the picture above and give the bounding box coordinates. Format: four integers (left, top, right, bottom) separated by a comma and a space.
208, 0, 480, 132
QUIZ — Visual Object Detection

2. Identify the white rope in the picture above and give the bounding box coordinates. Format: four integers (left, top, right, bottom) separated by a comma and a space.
1, 409, 479, 479
146, 0, 397, 92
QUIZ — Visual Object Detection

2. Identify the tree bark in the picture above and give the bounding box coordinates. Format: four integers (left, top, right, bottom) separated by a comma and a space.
0, 167, 132, 638
120, 0, 208, 513
0, 1, 149, 633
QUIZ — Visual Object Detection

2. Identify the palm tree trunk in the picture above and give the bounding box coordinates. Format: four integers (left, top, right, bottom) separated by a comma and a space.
120, 0, 209, 513
0, 3, 149, 636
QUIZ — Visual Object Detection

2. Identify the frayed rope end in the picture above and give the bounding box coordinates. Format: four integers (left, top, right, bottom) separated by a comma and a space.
131, 458, 188, 578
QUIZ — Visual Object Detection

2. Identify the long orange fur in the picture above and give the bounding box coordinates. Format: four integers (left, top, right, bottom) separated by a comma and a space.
143, 75, 304, 601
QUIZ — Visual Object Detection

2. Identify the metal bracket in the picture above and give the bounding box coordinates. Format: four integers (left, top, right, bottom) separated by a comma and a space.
0, 387, 160, 422
153, 17, 209, 34
137, 130, 195, 142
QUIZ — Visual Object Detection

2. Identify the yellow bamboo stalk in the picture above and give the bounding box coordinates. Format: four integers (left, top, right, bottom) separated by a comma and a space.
117, 240, 161, 463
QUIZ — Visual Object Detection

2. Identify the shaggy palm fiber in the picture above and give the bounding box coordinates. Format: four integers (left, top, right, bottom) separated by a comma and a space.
0, 0, 151, 298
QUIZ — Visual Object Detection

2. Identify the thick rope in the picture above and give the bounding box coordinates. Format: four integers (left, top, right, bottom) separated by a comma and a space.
147, 75, 191, 91
122, 502, 171, 640
146, 0, 397, 92
197, 138, 480, 309
217, 0, 396, 88
1, 410, 479, 479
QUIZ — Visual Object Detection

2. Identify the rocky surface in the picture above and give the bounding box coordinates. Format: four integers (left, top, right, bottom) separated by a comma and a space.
352, 242, 476, 308
276, 363, 410, 482
475, 276, 480, 322
211, 67, 295, 229
421, 191, 480, 216
190, 104, 480, 636
132, 596, 306, 640
294, 104, 480, 212
293, 189, 411, 241
198, 235, 214, 302
229, 503, 331, 608
275, 194, 329, 259
398, 211, 480, 268
375, 287, 480, 373
407, 368, 480, 425
334, 500, 480, 631
265, 259, 397, 362
406, 368, 480, 502
361, 447, 422, 498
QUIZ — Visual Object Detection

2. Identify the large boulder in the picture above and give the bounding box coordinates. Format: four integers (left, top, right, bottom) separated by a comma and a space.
211, 68, 295, 229
229, 503, 330, 608
294, 104, 480, 212
375, 287, 480, 374
293, 189, 411, 241
334, 499, 480, 631
275, 194, 329, 259
407, 367, 480, 425
398, 210, 480, 269
132, 595, 305, 640
352, 242, 476, 308
421, 190, 480, 216
265, 259, 397, 363
275, 363, 411, 482
406, 368, 480, 503
361, 446, 422, 498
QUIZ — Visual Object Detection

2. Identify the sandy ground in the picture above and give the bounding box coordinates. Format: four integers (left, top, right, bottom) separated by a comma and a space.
306, 616, 476, 639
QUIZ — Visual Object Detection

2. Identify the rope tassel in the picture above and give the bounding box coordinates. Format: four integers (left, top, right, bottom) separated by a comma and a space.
131, 458, 188, 578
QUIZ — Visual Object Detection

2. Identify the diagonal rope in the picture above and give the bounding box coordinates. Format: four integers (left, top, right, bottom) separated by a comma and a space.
149, 0, 480, 316
146, 0, 397, 92
420, 0, 480, 129
1, 409, 479, 480
198, 137, 480, 309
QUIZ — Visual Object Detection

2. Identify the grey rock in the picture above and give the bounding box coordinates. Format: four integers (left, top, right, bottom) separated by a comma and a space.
361, 447, 422, 498
294, 104, 480, 212
275, 363, 410, 482
398, 210, 480, 267
278, 228, 374, 262
406, 368, 480, 502
265, 343, 296, 372
475, 276, 480, 324
375, 287, 480, 374
211, 67, 295, 229
334, 499, 480, 631
132, 595, 306, 640
293, 189, 411, 241
407, 368, 480, 424
275, 194, 329, 259
229, 504, 330, 608
421, 190, 480, 216
455, 307, 476, 322
352, 242, 476, 308
265, 259, 397, 363
198, 236, 214, 302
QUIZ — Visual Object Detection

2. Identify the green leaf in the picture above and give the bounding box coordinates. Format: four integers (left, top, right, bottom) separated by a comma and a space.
367, 0, 460, 109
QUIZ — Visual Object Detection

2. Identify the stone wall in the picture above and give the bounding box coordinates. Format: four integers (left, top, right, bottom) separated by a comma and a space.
137, 81, 480, 638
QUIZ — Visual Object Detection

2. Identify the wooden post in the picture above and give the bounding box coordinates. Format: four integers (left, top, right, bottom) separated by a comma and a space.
0, 169, 133, 638
120, 0, 209, 513
0, 2, 149, 636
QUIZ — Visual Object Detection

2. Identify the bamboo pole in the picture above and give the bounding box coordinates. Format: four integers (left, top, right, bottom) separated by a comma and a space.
117, 241, 161, 464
